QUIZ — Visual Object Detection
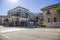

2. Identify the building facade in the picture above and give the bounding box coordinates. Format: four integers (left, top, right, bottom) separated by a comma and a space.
41, 3, 60, 28
7, 6, 30, 27
0, 16, 7, 25
0, 6, 43, 27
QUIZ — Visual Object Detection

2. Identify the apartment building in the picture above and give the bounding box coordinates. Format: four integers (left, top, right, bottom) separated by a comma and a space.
41, 3, 60, 28
7, 6, 30, 26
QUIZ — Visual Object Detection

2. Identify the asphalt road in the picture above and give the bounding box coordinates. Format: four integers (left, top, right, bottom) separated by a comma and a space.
0, 27, 60, 40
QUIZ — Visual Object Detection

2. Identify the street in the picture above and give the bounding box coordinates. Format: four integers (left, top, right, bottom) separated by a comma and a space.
0, 27, 60, 40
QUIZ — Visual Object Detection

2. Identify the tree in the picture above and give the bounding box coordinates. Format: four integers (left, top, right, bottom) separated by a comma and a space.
55, 4, 60, 14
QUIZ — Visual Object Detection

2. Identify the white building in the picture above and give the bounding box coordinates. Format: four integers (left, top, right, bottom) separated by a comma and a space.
8, 6, 30, 18
7, 6, 30, 26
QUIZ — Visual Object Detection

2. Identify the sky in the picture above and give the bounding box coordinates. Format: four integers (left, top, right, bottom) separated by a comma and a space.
0, 0, 60, 15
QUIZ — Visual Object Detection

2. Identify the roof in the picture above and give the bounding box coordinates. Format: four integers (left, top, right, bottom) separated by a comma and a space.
13, 6, 29, 11
0, 15, 7, 17
0, 15, 7, 19
41, 3, 60, 11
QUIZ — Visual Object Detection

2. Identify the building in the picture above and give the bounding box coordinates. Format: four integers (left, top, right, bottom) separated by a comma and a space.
8, 6, 30, 18
0, 6, 43, 27
29, 12, 35, 26
34, 13, 44, 27
41, 3, 60, 28
29, 12, 43, 27
0, 15, 7, 25
7, 6, 30, 27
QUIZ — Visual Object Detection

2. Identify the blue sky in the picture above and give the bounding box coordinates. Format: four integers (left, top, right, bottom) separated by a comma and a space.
0, 0, 60, 15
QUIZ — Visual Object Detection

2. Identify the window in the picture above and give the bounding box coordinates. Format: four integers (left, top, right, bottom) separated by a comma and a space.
36, 17, 39, 19
30, 20, 34, 22
48, 18, 50, 22
26, 13, 28, 18
47, 10, 51, 14
17, 9, 21, 12
54, 17, 57, 22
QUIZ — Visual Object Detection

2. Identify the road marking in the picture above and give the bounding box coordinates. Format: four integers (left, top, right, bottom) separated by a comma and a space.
0, 34, 9, 39
0, 29, 21, 33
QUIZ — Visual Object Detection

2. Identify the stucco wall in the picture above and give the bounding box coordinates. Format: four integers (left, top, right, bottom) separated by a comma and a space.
46, 22, 60, 28
43, 7, 60, 28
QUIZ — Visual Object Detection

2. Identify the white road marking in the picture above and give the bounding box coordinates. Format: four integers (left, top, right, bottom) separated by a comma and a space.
0, 34, 9, 39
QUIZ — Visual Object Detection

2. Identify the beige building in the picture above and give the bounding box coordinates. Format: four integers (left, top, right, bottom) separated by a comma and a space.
41, 3, 60, 28
0, 15, 7, 25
